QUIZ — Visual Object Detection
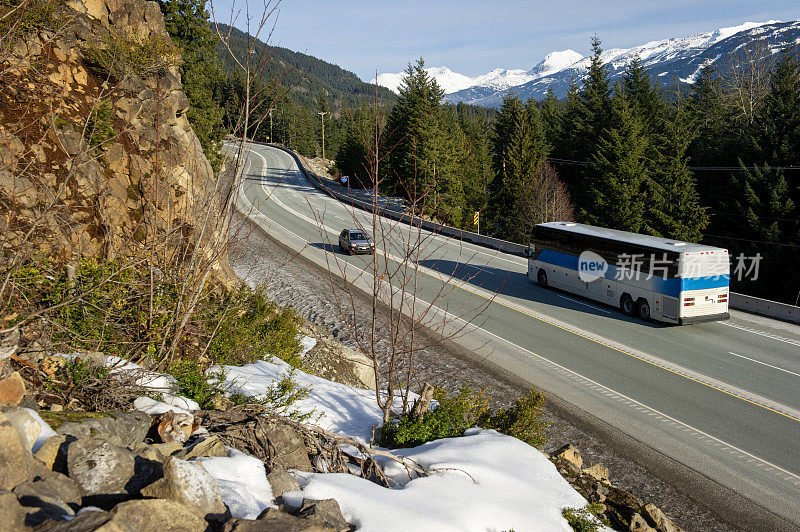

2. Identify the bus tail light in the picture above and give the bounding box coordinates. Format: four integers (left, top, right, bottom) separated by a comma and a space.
683, 297, 695, 307
718, 293, 728, 303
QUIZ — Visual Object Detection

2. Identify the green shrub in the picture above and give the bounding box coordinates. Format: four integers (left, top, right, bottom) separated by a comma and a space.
84, 32, 176, 79
481, 389, 547, 448
86, 99, 117, 149
205, 287, 302, 367
561, 504, 607, 532
168, 361, 226, 410
229, 370, 314, 422
378, 387, 490, 448
378, 386, 547, 450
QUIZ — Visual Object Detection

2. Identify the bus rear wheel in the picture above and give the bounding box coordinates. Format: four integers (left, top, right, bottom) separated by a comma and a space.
637, 299, 651, 321
537, 269, 548, 288
620, 294, 635, 316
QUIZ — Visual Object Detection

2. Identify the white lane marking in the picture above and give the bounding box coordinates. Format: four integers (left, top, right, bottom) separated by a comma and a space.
237, 173, 800, 487
729, 352, 800, 378
555, 294, 612, 314
720, 321, 800, 347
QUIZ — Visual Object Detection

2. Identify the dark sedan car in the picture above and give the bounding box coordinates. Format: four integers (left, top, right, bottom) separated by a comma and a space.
338, 229, 375, 255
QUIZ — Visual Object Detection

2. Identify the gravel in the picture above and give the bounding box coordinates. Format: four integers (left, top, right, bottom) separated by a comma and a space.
229, 210, 743, 532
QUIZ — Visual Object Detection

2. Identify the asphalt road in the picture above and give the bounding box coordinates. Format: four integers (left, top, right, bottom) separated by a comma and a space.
231, 142, 800, 528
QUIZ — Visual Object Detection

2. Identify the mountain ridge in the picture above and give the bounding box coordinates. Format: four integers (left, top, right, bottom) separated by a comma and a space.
375, 20, 800, 107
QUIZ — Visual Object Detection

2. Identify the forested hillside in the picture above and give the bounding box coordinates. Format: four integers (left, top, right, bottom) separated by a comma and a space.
338, 43, 800, 303
154, 0, 798, 303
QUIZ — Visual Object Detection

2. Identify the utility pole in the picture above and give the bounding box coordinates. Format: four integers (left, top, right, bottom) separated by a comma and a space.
268, 108, 273, 143
318, 111, 328, 159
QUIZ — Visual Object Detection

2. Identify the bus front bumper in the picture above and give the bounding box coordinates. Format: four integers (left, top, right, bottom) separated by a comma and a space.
678, 312, 730, 325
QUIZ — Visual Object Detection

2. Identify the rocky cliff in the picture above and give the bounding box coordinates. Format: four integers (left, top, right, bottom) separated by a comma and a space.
0, 0, 229, 279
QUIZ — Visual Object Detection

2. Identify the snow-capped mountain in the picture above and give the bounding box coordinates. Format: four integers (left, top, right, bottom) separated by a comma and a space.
375, 21, 800, 107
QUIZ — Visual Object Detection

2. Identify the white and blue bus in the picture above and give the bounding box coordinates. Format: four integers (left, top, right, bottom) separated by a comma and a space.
527, 222, 730, 324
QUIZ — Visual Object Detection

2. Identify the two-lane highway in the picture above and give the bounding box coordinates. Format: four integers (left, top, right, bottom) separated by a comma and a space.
232, 143, 800, 528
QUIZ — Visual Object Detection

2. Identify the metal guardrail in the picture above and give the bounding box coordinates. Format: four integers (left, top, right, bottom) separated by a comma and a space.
261, 142, 800, 326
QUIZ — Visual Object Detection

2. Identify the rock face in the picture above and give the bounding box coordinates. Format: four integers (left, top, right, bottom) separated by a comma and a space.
0, 0, 231, 282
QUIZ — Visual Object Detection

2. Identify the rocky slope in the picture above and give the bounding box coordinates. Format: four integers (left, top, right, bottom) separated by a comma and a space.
0, 0, 229, 279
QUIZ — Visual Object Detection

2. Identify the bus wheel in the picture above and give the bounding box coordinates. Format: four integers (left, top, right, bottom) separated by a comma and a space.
537, 269, 548, 288
620, 294, 635, 316
637, 299, 651, 321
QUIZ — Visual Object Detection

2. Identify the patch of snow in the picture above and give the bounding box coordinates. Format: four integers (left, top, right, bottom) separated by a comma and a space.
214, 357, 390, 441
299, 336, 317, 356
293, 428, 600, 532
133, 396, 194, 416
711, 21, 780, 43
196, 447, 274, 519
528, 50, 584, 77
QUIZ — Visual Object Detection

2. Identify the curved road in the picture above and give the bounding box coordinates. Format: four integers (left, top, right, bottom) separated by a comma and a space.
231, 142, 800, 528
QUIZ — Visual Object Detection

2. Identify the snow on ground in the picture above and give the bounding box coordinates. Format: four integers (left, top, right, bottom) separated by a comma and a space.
53, 339, 601, 530
214, 356, 385, 442
196, 448, 274, 519
209, 357, 602, 531
290, 428, 590, 532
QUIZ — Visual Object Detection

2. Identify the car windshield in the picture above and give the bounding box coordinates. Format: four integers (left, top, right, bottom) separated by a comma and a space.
349, 232, 368, 241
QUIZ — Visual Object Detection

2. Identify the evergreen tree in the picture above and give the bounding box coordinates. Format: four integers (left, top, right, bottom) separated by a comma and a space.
756, 48, 800, 209
588, 94, 648, 232
646, 102, 708, 241
383, 58, 444, 199
489, 95, 550, 239
539, 87, 563, 145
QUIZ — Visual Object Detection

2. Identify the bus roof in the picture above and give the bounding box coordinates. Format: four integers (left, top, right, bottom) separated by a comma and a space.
535, 222, 727, 254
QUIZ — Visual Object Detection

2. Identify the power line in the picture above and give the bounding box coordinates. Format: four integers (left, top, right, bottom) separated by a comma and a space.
703, 234, 800, 248
547, 157, 800, 172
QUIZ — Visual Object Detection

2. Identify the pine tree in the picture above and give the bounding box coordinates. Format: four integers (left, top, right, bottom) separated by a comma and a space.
539, 87, 563, 146
646, 102, 708, 241
588, 94, 648, 232
757, 48, 800, 209
383, 58, 445, 199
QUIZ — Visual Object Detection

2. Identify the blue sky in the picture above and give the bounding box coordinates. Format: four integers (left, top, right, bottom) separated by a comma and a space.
207, 0, 799, 80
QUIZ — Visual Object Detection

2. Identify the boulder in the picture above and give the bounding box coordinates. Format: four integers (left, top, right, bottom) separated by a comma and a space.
293, 498, 349, 531
641, 503, 682, 532
630, 512, 657, 532
140, 457, 226, 519
152, 411, 197, 444
0, 372, 26, 408
66, 438, 135, 497
266, 467, 300, 499
35, 435, 71, 473
34, 507, 112, 531
0, 411, 36, 489
13, 470, 82, 507
174, 434, 227, 460
0, 489, 26, 531
582, 463, 610, 482
103, 499, 208, 531
4, 407, 42, 451
58, 411, 151, 448
552, 443, 582, 470
18, 492, 75, 526
226, 508, 336, 532
260, 422, 313, 471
